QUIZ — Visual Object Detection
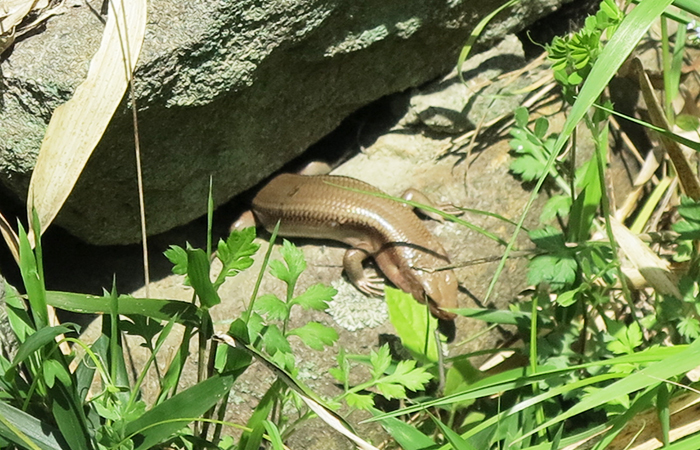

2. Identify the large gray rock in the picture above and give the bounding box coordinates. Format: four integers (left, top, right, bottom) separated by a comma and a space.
1, 0, 569, 245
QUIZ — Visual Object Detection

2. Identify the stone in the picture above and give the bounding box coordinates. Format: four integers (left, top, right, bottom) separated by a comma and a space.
1, 0, 570, 244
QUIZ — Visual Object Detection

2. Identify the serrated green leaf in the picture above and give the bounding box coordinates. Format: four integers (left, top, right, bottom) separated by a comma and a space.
387, 360, 432, 392
677, 196, 700, 222
291, 284, 337, 310
288, 322, 338, 351
527, 254, 577, 289
678, 316, 700, 340
268, 260, 291, 284
607, 322, 643, 355
510, 155, 546, 181
254, 294, 288, 321
540, 194, 572, 223
215, 227, 260, 287
370, 345, 392, 380
346, 392, 375, 410
376, 382, 405, 400
120, 315, 164, 347
164, 245, 188, 275
278, 240, 306, 285
672, 219, 700, 240
262, 325, 292, 356
529, 226, 566, 251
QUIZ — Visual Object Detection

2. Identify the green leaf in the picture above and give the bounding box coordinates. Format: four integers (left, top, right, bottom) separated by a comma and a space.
125, 374, 235, 450
555, 289, 579, 307
240, 380, 280, 450
444, 359, 480, 410
215, 227, 260, 287
262, 420, 285, 450
527, 254, 577, 289
4, 281, 35, 342
676, 114, 700, 132
376, 381, 405, 400
254, 294, 288, 321
678, 316, 700, 340
369, 406, 435, 450
42, 359, 71, 389
450, 307, 532, 326
46, 291, 199, 326
606, 321, 643, 355
186, 246, 220, 308
510, 154, 546, 181
534, 117, 549, 138
370, 344, 392, 380
17, 222, 48, 329
291, 283, 337, 310
164, 245, 188, 275
514, 107, 529, 127
329, 347, 349, 384
385, 287, 439, 364
261, 324, 292, 356
120, 315, 164, 347
0, 401, 67, 450
345, 392, 374, 410
672, 218, 700, 240
270, 240, 306, 286
384, 360, 432, 392
431, 414, 478, 450
50, 382, 91, 450
10, 324, 74, 369
677, 196, 700, 222
529, 226, 566, 251
288, 322, 338, 351
540, 195, 572, 222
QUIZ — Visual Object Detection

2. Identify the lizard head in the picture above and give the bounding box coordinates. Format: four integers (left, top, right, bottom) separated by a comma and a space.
420, 270, 459, 321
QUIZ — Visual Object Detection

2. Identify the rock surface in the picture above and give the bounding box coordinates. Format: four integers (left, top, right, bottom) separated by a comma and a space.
0, 0, 570, 244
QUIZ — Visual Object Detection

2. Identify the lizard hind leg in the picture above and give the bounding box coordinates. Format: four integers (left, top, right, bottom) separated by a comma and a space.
343, 248, 385, 296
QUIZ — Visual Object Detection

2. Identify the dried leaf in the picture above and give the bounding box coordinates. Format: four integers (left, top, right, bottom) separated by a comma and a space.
633, 57, 700, 200
27, 0, 147, 244
0, 211, 19, 264
0, 0, 38, 33
609, 216, 681, 298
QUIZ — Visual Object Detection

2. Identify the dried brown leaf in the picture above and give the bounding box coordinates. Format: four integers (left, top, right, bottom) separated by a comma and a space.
27, 0, 147, 244
633, 57, 700, 200
609, 216, 681, 298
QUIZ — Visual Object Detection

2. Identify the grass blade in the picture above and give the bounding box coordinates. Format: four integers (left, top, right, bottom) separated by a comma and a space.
45, 291, 199, 325
0, 401, 67, 450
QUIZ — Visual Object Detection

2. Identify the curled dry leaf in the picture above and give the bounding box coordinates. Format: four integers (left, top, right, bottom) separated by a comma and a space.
632, 57, 700, 200
0, 211, 19, 264
609, 216, 681, 298
0, 0, 51, 54
27, 0, 146, 245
